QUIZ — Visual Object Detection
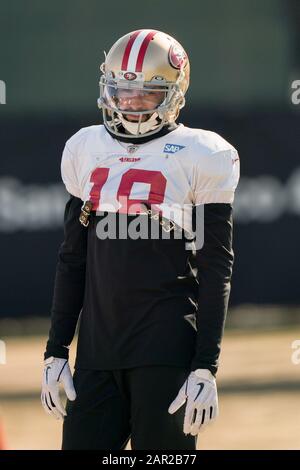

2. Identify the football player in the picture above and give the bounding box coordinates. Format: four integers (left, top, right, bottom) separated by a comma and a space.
41, 29, 240, 450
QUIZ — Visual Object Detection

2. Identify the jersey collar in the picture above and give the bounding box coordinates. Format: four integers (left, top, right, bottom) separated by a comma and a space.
104, 122, 179, 145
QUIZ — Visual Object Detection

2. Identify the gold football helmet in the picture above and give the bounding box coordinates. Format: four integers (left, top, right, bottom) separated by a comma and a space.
97, 29, 190, 139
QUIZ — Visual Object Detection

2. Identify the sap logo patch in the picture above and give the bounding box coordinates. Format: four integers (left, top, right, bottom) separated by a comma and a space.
163, 144, 185, 154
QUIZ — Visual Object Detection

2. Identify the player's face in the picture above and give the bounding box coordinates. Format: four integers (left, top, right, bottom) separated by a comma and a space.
117, 89, 166, 122
104, 84, 166, 122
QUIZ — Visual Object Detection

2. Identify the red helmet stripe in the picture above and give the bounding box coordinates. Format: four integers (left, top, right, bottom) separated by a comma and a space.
135, 30, 157, 72
121, 30, 141, 71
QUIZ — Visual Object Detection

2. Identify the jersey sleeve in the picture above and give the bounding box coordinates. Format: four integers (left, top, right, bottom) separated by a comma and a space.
61, 143, 82, 199
192, 148, 240, 205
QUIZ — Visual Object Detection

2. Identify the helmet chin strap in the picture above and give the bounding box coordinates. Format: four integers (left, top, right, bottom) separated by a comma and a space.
119, 112, 161, 135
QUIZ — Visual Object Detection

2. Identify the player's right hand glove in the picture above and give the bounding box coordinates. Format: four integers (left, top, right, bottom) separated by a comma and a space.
41, 356, 76, 420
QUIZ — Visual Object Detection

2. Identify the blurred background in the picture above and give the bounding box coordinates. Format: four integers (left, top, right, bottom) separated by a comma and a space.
0, 0, 300, 450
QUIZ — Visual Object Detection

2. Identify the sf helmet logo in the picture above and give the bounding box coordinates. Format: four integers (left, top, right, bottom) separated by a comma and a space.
169, 43, 187, 70
124, 72, 137, 81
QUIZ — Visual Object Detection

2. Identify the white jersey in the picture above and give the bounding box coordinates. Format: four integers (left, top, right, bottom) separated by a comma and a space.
61, 123, 240, 233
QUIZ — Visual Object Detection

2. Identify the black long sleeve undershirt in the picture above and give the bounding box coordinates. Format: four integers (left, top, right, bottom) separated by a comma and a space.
191, 203, 234, 375
45, 195, 87, 359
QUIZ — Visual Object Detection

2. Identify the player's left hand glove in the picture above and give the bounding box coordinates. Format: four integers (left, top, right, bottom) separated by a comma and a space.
41, 356, 76, 420
168, 369, 218, 436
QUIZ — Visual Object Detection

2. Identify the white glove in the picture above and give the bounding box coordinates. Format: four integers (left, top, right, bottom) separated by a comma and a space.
41, 356, 76, 420
168, 369, 218, 436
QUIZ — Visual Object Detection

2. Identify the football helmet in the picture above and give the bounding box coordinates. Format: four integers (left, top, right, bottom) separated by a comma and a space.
97, 29, 190, 139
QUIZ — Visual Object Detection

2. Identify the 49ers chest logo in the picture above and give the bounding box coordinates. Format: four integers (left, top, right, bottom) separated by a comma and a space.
89, 167, 167, 214
119, 157, 141, 163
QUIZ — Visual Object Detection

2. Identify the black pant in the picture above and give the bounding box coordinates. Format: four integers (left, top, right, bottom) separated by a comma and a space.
62, 365, 197, 450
